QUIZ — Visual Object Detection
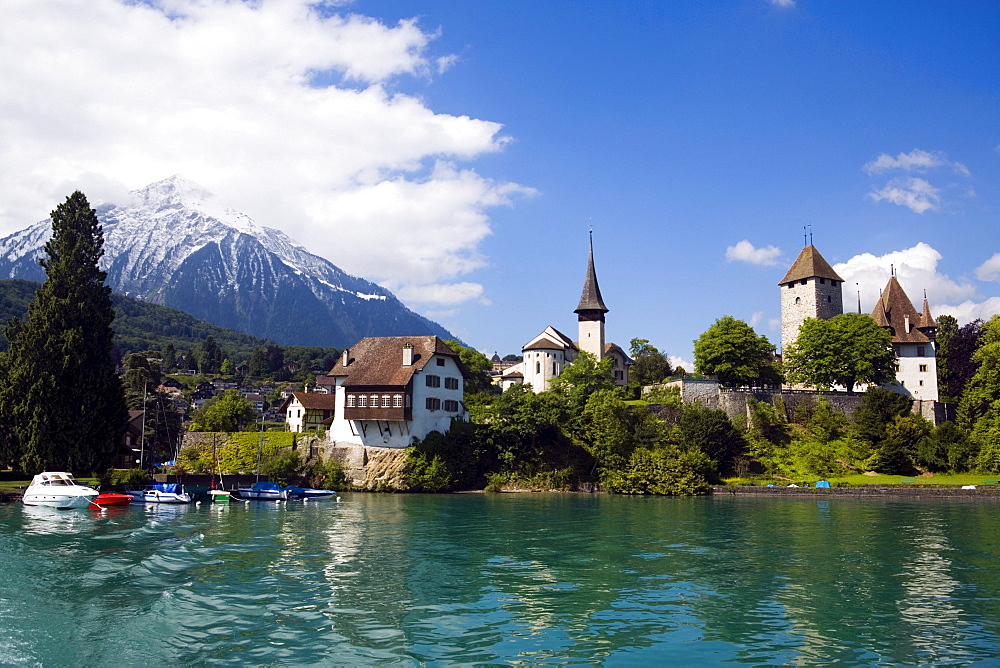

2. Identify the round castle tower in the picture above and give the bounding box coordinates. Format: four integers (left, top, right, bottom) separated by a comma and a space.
779, 245, 845, 353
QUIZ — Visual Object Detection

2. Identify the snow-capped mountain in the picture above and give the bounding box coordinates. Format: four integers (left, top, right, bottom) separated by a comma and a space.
0, 175, 453, 347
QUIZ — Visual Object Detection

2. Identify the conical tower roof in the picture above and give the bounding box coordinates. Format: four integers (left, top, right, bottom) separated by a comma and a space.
575, 234, 608, 314
871, 276, 931, 343
778, 245, 844, 285
920, 296, 935, 329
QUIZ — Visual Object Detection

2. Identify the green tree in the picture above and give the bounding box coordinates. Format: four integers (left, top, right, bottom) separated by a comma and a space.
957, 315, 1000, 432
122, 352, 159, 410
870, 415, 931, 474
936, 316, 981, 403
162, 343, 176, 373
628, 338, 673, 389
549, 352, 617, 414
676, 403, 747, 476
693, 316, 780, 388
191, 389, 256, 432
443, 339, 495, 395
581, 388, 634, 474
0, 191, 126, 474
851, 387, 913, 453
783, 312, 895, 392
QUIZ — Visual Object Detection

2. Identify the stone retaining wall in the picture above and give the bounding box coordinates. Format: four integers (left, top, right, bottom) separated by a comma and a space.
319, 442, 410, 490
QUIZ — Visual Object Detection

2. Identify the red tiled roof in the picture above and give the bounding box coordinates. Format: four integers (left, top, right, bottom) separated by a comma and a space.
286, 392, 338, 411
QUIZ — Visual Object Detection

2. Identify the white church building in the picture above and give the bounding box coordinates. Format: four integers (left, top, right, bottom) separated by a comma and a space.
500, 234, 632, 393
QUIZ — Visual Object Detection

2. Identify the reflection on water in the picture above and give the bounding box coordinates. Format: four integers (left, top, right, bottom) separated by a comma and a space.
2, 495, 1000, 664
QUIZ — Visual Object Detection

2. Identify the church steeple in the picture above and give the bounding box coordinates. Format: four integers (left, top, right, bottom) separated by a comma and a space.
576, 231, 607, 358
575, 231, 609, 316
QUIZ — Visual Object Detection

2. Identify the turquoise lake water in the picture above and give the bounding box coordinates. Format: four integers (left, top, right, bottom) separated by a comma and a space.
2, 493, 1000, 665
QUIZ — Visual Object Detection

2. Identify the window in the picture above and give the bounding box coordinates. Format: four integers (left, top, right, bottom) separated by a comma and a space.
919, 380, 924, 386
437, 358, 445, 366
358, 395, 367, 408
536, 362, 540, 374
444, 399, 459, 412
553, 362, 557, 375
919, 364, 928, 372
347, 395, 355, 408
425, 375, 441, 388
917, 346, 926, 357
425, 397, 441, 410
820, 278, 826, 284
382, 395, 391, 407
445, 377, 459, 390
393, 394, 403, 408
795, 297, 801, 304
895, 364, 900, 372
371, 394, 379, 407
827, 296, 831, 303
614, 370, 623, 380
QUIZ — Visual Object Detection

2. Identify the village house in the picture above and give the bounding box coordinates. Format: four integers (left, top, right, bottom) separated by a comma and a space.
323, 336, 469, 448
280, 392, 338, 433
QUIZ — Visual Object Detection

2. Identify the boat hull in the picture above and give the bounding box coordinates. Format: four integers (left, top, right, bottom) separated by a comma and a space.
23, 491, 97, 509
93, 493, 133, 507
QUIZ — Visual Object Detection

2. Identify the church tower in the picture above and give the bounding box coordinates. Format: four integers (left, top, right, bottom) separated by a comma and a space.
575, 232, 608, 359
779, 245, 845, 353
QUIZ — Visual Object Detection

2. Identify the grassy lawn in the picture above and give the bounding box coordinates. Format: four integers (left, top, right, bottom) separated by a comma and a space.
725, 472, 998, 487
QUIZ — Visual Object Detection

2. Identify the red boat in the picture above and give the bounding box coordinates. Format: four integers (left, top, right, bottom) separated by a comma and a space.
91, 493, 133, 508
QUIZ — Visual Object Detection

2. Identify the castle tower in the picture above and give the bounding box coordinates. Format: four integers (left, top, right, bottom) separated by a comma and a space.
871, 276, 938, 401
575, 232, 608, 359
779, 245, 845, 353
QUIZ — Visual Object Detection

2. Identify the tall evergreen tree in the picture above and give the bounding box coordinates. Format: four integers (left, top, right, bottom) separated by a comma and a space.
0, 191, 126, 474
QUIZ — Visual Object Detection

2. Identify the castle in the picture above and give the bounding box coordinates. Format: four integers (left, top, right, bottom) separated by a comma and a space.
500, 233, 632, 392
779, 244, 939, 402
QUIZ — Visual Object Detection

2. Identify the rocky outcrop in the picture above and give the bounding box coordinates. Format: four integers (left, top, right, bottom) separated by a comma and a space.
320, 443, 410, 490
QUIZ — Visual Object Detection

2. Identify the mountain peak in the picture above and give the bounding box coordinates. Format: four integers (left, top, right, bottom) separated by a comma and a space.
0, 177, 453, 347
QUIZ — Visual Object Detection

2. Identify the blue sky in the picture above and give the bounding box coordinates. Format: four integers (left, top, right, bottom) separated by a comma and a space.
1, 1, 998, 367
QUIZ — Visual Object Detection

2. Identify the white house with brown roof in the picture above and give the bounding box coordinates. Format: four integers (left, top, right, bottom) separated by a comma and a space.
280, 392, 338, 432
871, 275, 938, 402
324, 336, 469, 448
500, 234, 632, 392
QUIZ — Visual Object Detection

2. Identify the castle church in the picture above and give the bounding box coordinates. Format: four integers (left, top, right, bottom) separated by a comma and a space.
779, 244, 938, 401
500, 234, 632, 393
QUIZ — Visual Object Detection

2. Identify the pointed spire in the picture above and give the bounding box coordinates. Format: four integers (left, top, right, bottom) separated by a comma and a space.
920, 294, 935, 329
575, 230, 608, 314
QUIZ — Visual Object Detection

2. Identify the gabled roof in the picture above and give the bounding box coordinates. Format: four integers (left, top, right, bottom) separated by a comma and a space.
327, 336, 467, 387
522, 326, 577, 353
604, 342, 635, 365
778, 245, 844, 285
285, 392, 338, 411
575, 234, 609, 314
870, 276, 932, 344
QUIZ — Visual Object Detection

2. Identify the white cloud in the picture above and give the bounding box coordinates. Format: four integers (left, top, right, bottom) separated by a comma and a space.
0, 0, 531, 308
725, 240, 782, 266
769, 0, 796, 7
393, 280, 490, 306
867, 177, 940, 213
933, 297, 1000, 325
833, 242, 978, 316
669, 356, 693, 373
863, 148, 969, 176
749, 311, 764, 328
975, 253, 1000, 282
767, 317, 782, 332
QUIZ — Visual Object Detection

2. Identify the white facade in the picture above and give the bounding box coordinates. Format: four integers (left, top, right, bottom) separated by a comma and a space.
887, 341, 938, 402
327, 341, 468, 449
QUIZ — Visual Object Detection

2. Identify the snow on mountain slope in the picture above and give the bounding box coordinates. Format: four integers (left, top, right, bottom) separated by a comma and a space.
0, 176, 452, 347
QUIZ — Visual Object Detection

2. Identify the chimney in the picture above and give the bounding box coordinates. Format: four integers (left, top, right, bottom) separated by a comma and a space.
403, 342, 414, 367
342, 349, 349, 366
904, 315, 911, 333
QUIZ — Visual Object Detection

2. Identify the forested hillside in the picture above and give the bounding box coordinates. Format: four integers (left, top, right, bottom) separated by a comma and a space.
0, 279, 270, 358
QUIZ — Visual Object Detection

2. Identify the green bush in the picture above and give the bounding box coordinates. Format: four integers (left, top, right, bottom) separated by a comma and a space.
603, 446, 711, 496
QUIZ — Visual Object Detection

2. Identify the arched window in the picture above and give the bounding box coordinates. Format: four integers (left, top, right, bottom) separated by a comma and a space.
536, 361, 540, 374
795, 297, 801, 304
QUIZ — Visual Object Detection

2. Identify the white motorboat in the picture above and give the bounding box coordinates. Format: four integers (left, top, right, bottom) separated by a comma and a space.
22, 472, 99, 509
127, 482, 192, 504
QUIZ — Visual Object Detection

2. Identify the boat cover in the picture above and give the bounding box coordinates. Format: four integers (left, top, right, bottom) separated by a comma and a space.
152, 483, 183, 494
252, 482, 283, 492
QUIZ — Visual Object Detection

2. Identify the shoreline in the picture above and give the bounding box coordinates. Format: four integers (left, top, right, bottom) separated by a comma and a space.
711, 485, 1000, 498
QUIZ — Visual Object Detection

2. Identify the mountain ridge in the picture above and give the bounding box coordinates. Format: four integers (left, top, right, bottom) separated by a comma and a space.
0, 176, 453, 347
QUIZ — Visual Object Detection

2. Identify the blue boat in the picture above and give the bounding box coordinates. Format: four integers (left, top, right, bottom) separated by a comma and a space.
284, 486, 337, 501
236, 481, 287, 501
